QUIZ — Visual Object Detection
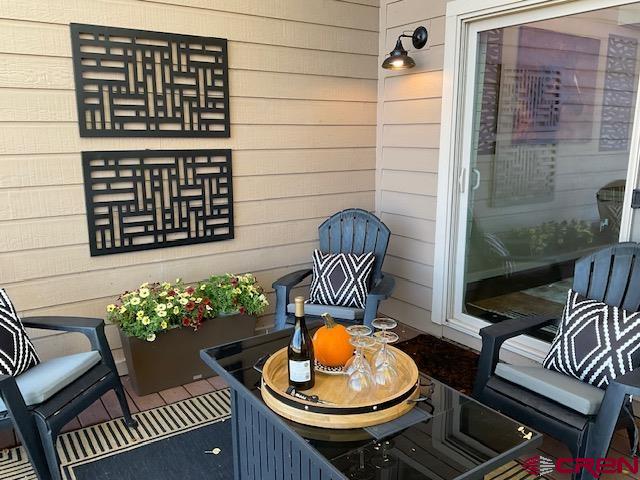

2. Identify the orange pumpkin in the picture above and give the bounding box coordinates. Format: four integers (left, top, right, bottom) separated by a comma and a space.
312, 313, 354, 367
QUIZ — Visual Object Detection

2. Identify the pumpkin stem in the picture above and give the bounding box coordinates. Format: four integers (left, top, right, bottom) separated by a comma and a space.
321, 313, 337, 328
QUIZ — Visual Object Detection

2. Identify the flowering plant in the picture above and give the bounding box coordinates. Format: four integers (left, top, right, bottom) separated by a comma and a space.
107, 274, 268, 342
198, 273, 268, 317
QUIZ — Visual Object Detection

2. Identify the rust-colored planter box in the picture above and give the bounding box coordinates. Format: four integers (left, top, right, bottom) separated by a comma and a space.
120, 313, 257, 396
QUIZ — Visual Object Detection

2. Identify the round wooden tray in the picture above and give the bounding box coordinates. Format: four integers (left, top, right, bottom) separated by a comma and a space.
261, 345, 419, 429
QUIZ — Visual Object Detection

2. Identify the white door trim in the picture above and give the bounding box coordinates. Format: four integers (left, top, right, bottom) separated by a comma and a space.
432, 0, 640, 362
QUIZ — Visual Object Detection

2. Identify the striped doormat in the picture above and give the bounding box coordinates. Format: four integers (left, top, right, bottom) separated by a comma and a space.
0, 389, 231, 480
0, 387, 544, 479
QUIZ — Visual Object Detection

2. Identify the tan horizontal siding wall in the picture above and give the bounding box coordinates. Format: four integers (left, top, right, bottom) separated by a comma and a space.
0, 0, 379, 373
375, 0, 447, 334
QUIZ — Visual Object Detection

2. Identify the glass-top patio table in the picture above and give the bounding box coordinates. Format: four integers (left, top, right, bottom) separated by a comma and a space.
200, 325, 542, 480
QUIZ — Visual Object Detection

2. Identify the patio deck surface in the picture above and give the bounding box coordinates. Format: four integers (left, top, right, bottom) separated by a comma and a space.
0, 324, 638, 479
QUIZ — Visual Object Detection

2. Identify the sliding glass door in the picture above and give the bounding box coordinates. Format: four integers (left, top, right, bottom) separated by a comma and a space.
456, 3, 640, 341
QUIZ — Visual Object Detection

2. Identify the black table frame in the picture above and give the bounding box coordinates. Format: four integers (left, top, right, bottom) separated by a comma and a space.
201, 328, 542, 480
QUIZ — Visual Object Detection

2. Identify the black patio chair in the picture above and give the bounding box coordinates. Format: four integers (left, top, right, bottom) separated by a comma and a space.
0, 316, 137, 480
273, 208, 395, 330
473, 243, 640, 480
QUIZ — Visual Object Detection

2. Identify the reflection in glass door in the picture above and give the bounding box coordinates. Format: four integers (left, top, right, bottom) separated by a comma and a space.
461, 4, 640, 339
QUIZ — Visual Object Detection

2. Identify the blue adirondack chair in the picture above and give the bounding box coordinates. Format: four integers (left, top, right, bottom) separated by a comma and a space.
273, 209, 395, 330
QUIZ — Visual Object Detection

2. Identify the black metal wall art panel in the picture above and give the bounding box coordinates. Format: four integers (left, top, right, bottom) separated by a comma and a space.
600, 34, 638, 152
477, 29, 503, 155
82, 150, 234, 256
70, 23, 230, 137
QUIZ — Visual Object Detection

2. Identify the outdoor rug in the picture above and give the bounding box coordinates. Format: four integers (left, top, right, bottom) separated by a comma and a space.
396, 333, 479, 395
0, 389, 233, 480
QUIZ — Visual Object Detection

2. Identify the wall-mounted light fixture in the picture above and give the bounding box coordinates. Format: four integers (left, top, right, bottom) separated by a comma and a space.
382, 26, 428, 70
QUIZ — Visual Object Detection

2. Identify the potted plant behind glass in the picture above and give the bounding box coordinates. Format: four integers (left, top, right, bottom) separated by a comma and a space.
107, 273, 268, 395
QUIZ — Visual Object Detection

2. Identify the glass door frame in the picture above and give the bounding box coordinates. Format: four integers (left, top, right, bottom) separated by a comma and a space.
433, 0, 640, 361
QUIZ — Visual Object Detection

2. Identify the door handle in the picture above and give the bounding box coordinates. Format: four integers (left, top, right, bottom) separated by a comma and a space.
472, 168, 481, 191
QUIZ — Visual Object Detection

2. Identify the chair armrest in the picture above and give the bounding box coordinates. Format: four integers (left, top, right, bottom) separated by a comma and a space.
479, 314, 557, 343
272, 269, 312, 289
22, 316, 117, 373
22, 316, 103, 334
362, 273, 395, 326
272, 269, 313, 330
367, 273, 395, 300
473, 314, 557, 398
610, 368, 640, 397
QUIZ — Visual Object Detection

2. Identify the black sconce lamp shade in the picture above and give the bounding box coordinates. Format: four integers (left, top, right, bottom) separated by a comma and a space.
382, 26, 428, 70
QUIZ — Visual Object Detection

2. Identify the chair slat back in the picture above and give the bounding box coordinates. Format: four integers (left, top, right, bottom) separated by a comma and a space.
318, 209, 391, 286
573, 243, 640, 312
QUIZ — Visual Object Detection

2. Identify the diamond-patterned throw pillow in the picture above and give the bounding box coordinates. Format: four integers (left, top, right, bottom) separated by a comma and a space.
543, 289, 640, 389
309, 250, 375, 309
0, 289, 40, 376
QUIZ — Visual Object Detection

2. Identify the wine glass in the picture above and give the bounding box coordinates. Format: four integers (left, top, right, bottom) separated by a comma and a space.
371, 318, 398, 368
344, 325, 372, 376
373, 330, 399, 392
347, 335, 376, 395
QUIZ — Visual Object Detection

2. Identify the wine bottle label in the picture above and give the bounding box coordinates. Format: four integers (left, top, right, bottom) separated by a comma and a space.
288, 360, 311, 382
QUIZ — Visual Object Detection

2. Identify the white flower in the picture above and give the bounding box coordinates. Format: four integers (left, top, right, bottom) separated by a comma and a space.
158, 311, 167, 318
173, 306, 180, 314
106, 304, 116, 313
142, 316, 151, 325
146, 333, 156, 342
139, 288, 150, 298
130, 296, 141, 306
179, 297, 189, 305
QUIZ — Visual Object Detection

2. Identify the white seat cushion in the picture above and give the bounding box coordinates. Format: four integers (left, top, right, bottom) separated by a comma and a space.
495, 363, 605, 415
287, 303, 364, 321
0, 351, 101, 412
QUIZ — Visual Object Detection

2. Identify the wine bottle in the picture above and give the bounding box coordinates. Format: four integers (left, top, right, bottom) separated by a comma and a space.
287, 296, 315, 390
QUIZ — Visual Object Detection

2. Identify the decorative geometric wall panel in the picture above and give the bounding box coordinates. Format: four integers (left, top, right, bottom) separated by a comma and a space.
491, 143, 556, 207
515, 27, 600, 143
490, 66, 558, 208
82, 150, 233, 256
476, 29, 504, 155
70, 23, 230, 137
499, 67, 561, 145
600, 34, 638, 152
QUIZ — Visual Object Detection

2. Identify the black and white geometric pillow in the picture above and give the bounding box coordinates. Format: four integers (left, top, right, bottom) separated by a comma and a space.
309, 250, 375, 309
0, 289, 40, 376
543, 289, 640, 389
